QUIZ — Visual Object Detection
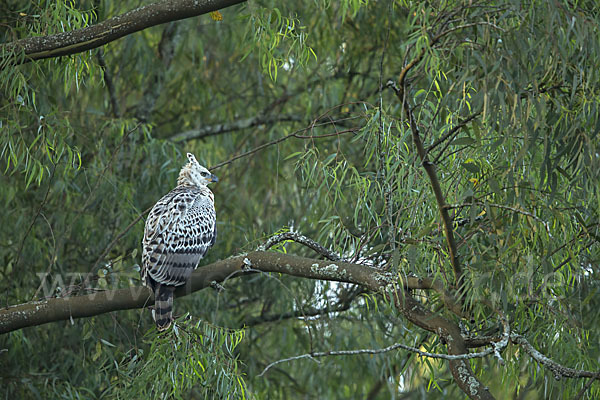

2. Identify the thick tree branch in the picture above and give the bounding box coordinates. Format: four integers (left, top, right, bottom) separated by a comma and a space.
386, 289, 494, 400
256, 231, 468, 318
1, 0, 246, 65
0, 251, 431, 335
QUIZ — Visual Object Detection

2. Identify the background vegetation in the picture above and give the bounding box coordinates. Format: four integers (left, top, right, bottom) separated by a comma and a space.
1, 0, 599, 398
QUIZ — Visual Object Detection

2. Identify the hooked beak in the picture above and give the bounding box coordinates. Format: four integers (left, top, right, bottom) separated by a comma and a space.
209, 174, 219, 183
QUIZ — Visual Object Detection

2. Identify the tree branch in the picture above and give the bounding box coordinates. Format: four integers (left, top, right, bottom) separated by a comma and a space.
387, 79, 463, 287
427, 112, 481, 155
573, 373, 600, 400
447, 202, 551, 235
242, 300, 354, 327
209, 125, 362, 170
257, 231, 343, 261
510, 334, 600, 380
1, 0, 246, 65
96, 49, 121, 118
170, 115, 303, 142
0, 251, 430, 335
386, 288, 495, 400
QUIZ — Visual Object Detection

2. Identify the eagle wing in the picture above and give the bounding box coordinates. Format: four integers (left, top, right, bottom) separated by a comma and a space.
142, 187, 217, 287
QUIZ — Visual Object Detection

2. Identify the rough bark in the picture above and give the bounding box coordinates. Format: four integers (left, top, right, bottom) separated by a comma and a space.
0, 251, 431, 335
396, 293, 495, 400
1, 0, 247, 65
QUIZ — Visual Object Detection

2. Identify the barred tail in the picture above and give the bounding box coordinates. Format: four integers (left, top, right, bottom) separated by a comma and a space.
153, 284, 175, 331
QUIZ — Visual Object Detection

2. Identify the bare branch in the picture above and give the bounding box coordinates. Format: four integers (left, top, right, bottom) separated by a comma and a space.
85, 206, 153, 288
396, 17, 504, 87
210, 125, 362, 170
170, 115, 303, 142
258, 231, 471, 318
3, 251, 595, 394
259, 312, 510, 377
258, 342, 465, 377
2, 0, 246, 65
511, 334, 600, 380
242, 300, 355, 326
432, 21, 505, 42
260, 231, 470, 319
388, 289, 495, 400
573, 373, 600, 400
257, 231, 342, 261
14, 161, 58, 278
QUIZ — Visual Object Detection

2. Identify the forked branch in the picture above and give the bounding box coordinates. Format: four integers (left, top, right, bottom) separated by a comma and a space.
387, 79, 463, 287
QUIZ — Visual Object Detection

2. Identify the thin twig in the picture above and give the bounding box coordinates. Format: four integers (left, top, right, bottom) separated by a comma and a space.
573, 372, 600, 400
210, 126, 361, 170
257, 232, 342, 262
31, 213, 58, 300
49, 124, 139, 295
243, 289, 362, 326
428, 112, 481, 155
14, 160, 59, 276
447, 202, 551, 235
135, 22, 180, 123
170, 114, 303, 142
79, 123, 139, 215
432, 21, 505, 43
82, 205, 153, 289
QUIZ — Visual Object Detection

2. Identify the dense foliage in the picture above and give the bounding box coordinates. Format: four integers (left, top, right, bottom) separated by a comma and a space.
1, 0, 599, 398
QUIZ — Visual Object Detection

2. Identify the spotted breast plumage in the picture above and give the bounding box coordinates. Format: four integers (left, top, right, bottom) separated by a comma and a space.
142, 153, 218, 331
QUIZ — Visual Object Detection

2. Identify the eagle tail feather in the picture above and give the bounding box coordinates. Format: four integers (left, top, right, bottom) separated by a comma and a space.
153, 284, 175, 331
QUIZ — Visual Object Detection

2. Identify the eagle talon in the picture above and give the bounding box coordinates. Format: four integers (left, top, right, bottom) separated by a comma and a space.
210, 280, 225, 292
242, 257, 253, 270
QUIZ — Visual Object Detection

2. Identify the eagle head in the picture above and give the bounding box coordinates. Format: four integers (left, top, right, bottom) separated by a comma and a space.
177, 153, 218, 187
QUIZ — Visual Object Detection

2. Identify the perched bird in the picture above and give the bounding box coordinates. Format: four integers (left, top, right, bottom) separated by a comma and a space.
141, 153, 218, 331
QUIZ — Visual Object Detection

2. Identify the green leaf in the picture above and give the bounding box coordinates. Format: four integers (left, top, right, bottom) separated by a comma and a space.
451, 137, 476, 146
461, 161, 480, 173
